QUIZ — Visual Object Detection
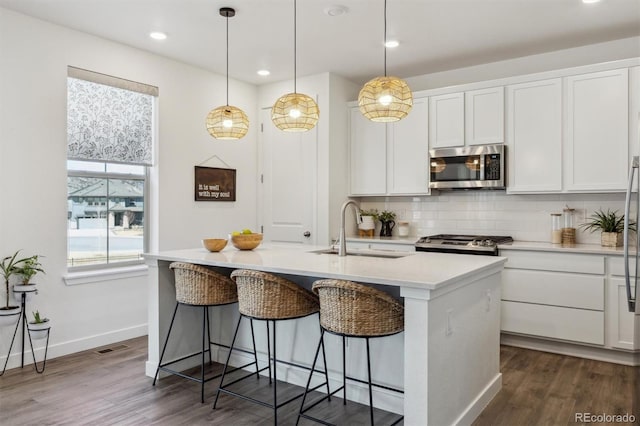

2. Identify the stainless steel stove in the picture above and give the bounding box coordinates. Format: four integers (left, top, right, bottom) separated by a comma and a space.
415, 234, 513, 256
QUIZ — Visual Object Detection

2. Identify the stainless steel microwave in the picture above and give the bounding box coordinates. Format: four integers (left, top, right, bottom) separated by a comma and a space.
429, 144, 506, 190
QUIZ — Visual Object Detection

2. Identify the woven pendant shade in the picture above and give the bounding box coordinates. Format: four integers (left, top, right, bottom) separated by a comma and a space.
206, 7, 249, 140
206, 105, 249, 140
358, 76, 413, 123
271, 92, 319, 132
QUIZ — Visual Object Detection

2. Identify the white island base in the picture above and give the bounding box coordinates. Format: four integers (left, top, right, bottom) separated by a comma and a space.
144, 245, 506, 425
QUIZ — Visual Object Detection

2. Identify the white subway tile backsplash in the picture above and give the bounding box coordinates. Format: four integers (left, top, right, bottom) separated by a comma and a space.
359, 191, 626, 242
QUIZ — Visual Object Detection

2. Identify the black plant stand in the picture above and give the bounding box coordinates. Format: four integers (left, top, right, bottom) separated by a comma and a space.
0, 291, 50, 375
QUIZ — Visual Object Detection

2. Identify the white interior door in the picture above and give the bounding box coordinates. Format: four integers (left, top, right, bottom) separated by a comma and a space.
259, 108, 317, 245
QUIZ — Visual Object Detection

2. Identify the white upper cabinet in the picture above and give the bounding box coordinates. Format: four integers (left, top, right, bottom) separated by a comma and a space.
565, 68, 629, 192
506, 79, 562, 193
465, 87, 504, 146
429, 87, 504, 148
429, 92, 464, 148
349, 107, 386, 195
387, 98, 429, 195
349, 99, 430, 196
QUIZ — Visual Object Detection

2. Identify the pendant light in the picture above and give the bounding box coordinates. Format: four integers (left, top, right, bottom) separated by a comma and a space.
271, 0, 319, 132
206, 7, 249, 140
358, 0, 412, 122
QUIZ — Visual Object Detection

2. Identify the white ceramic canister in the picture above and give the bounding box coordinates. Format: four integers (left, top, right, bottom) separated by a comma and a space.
398, 221, 410, 237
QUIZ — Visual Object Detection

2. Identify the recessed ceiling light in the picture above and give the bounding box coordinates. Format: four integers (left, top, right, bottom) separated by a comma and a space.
149, 32, 167, 41
324, 5, 349, 17
582, 0, 600, 3
257, 69, 271, 76
385, 40, 400, 48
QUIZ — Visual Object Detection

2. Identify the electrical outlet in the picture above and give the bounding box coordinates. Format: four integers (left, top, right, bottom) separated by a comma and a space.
446, 309, 453, 336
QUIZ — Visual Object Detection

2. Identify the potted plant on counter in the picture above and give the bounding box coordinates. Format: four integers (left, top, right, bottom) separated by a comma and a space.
13, 254, 44, 302
358, 209, 378, 237
579, 209, 636, 247
378, 210, 396, 237
0, 250, 28, 326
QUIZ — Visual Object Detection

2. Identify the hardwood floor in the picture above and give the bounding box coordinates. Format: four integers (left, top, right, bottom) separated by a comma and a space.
0, 337, 637, 425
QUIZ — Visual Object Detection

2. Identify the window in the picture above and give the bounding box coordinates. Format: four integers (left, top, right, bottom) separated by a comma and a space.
66, 67, 157, 269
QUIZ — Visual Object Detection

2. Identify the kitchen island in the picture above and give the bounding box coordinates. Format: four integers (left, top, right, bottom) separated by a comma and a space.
144, 244, 506, 425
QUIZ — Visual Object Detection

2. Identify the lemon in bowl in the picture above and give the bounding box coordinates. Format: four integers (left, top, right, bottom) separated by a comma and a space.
230, 232, 263, 250
202, 238, 227, 252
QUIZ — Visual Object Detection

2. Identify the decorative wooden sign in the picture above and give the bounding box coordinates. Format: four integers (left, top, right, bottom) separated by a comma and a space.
194, 166, 236, 201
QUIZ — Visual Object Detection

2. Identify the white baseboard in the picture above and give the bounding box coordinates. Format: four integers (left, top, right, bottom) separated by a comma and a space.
454, 373, 502, 426
1, 323, 148, 372
501, 333, 640, 366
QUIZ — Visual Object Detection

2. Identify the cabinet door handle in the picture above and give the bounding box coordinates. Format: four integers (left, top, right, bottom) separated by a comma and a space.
303, 231, 311, 238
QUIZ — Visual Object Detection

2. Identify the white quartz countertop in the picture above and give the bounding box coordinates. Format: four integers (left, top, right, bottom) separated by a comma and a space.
144, 244, 505, 291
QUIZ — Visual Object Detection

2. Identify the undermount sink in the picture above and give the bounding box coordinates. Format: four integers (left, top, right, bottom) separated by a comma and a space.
309, 248, 413, 259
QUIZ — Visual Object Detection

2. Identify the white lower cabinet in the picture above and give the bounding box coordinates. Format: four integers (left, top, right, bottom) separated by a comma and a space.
501, 250, 605, 345
501, 249, 639, 355
607, 256, 639, 350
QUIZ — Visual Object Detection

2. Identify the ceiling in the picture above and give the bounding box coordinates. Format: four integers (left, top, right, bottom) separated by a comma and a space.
1, 0, 639, 86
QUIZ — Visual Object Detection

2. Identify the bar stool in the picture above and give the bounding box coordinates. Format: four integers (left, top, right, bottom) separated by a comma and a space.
297, 279, 404, 426
214, 269, 330, 425
153, 262, 259, 403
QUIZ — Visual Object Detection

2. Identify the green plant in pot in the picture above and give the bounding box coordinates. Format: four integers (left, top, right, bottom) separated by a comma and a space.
12, 254, 44, 303
0, 250, 29, 325
378, 210, 396, 237
358, 209, 378, 232
579, 209, 636, 247
28, 310, 51, 340
15, 255, 44, 285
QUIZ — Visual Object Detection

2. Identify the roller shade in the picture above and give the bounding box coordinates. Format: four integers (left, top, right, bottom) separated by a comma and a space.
67, 67, 156, 166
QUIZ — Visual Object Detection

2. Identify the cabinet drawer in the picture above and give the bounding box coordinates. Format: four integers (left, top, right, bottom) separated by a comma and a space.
503, 250, 604, 274
501, 301, 604, 345
502, 269, 604, 310
608, 255, 637, 277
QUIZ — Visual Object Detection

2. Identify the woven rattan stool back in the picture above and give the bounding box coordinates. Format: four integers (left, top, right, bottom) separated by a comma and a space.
230, 269, 319, 320
170, 262, 237, 306
312, 279, 404, 337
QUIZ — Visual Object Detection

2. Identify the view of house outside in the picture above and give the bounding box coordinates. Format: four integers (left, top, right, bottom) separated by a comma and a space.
67, 162, 145, 267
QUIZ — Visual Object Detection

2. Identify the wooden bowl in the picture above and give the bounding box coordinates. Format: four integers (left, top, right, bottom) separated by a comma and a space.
230, 233, 263, 250
202, 238, 228, 252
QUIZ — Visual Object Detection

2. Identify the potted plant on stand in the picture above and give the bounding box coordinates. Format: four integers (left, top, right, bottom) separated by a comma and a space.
579, 209, 636, 247
13, 255, 44, 303
378, 210, 397, 237
358, 209, 378, 237
0, 251, 28, 326
27, 310, 50, 341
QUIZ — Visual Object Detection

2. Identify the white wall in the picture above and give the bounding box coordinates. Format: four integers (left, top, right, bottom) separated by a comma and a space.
0, 7, 258, 369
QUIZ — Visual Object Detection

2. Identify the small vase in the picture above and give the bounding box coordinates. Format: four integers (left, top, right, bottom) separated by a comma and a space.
601, 231, 622, 247
380, 220, 395, 237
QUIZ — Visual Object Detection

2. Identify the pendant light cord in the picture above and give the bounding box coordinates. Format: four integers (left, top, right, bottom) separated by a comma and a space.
383, 0, 387, 77
294, 0, 297, 93
226, 12, 229, 106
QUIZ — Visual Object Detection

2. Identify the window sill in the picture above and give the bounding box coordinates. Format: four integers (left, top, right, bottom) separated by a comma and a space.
64, 264, 149, 286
